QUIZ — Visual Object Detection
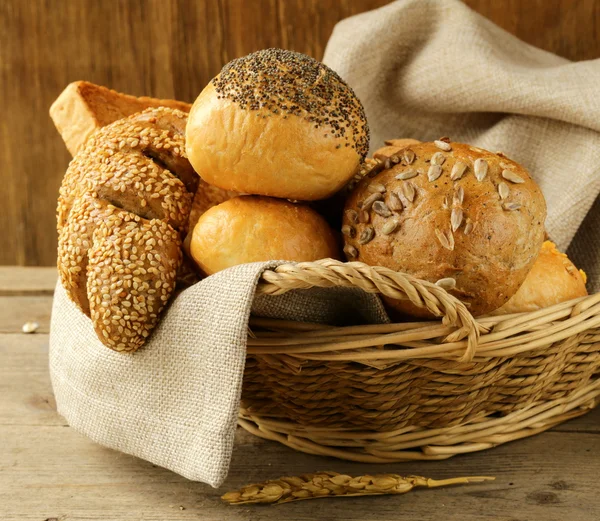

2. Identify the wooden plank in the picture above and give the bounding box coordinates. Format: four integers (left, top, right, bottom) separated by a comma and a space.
464, 0, 600, 61
0, 425, 598, 520
0, 267, 57, 295
0, 334, 63, 427
0, 296, 53, 333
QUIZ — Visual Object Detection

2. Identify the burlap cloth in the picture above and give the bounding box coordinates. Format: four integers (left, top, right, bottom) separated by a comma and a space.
50, 0, 600, 488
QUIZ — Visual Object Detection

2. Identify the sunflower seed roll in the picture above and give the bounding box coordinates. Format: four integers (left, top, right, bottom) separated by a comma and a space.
342, 140, 547, 316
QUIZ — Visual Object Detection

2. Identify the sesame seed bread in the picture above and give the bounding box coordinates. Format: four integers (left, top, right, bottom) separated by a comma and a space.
50, 81, 192, 156
185, 49, 369, 201
57, 107, 197, 351
342, 140, 547, 316
492, 241, 587, 315
189, 196, 340, 276
49, 80, 239, 262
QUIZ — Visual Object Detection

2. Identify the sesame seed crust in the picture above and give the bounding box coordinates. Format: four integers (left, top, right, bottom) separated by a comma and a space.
87, 214, 181, 352
212, 49, 369, 158
56, 107, 196, 351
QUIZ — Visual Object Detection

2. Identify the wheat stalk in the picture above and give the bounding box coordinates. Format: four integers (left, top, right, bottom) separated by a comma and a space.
222, 471, 495, 505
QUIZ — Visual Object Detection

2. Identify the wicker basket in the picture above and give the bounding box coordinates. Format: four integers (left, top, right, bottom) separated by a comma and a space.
238, 259, 600, 463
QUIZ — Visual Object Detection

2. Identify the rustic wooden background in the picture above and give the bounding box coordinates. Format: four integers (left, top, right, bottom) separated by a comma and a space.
1, 0, 599, 266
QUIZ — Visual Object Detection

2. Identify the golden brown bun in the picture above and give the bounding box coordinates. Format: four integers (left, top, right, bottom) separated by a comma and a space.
182, 180, 240, 256
492, 241, 587, 315
190, 196, 340, 275
186, 49, 369, 201
342, 141, 547, 316
50, 81, 191, 155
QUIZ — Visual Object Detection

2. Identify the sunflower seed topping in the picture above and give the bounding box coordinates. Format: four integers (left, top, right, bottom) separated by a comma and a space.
362, 192, 383, 210
358, 226, 375, 244
435, 140, 452, 151
474, 158, 488, 181
503, 202, 522, 211
373, 200, 392, 217
367, 160, 386, 178
451, 208, 464, 232
403, 149, 416, 165
502, 170, 525, 184
498, 181, 510, 200
436, 277, 456, 290
400, 181, 416, 203
450, 161, 468, 181
453, 186, 464, 206
442, 194, 450, 209
341, 225, 356, 238
464, 219, 474, 235
435, 228, 455, 250
368, 183, 387, 194
345, 209, 358, 224
359, 210, 370, 223
382, 219, 400, 235
390, 155, 401, 164
343, 244, 358, 259
384, 159, 392, 170
431, 152, 446, 166
387, 192, 403, 211
395, 170, 418, 180
428, 165, 443, 182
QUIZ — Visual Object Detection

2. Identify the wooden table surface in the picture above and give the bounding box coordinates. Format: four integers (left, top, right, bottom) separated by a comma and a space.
1, 267, 599, 520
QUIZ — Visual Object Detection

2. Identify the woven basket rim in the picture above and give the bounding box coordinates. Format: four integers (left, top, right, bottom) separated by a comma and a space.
251, 259, 600, 363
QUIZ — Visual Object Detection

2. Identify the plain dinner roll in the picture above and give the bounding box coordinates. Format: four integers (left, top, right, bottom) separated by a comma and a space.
186, 49, 369, 201
189, 196, 340, 275
493, 241, 587, 315
342, 140, 547, 316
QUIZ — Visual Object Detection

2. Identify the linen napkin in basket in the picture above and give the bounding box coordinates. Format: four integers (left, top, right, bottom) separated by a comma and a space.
323, 0, 600, 292
50, 263, 388, 487
50, 0, 600, 489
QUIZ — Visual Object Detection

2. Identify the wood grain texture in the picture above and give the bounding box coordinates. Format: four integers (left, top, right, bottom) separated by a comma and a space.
0, 266, 57, 295
0, 330, 599, 520
0, 0, 598, 266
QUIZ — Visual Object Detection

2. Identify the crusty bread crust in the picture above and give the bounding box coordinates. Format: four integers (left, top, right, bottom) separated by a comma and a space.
50, 81, 191, 155
493, 241, 587, 315
342, 141, 547, 316
57, 107, 196, 352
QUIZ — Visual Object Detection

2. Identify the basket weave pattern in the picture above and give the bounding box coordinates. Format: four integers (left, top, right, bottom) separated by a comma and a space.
239, 259, 600, 462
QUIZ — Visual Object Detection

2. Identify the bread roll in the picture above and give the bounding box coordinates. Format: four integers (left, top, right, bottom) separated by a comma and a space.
189, 196, 340, 275
342, 140, 547, 316
186, 49, 369, 201
493, 241, 587, 315
57, 107, 196, 351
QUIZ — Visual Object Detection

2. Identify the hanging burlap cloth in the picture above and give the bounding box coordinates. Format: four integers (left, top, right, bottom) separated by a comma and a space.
50, 0, 600, 487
